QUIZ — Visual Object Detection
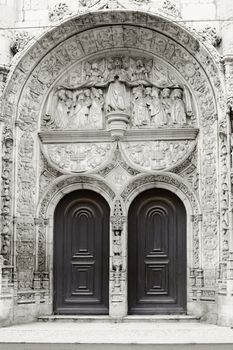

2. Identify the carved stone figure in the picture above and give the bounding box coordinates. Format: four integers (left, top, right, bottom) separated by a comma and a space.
89, 88, 104, 128
148, 87, 165, 126
84, 60, 105, 84
170, 88, 186, 125
45, 88, 73, 128
106, 77, 128, 112
113, 231, 121, 256
71, 89, 92, 128
55, 89, 72, 128
132, 85, 149, 126
160, 88, 171, 125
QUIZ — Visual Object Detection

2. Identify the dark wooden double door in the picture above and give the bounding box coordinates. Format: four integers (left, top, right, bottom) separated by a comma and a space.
54, 188, 186, 315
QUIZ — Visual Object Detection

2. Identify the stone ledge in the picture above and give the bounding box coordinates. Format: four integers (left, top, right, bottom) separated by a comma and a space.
38, 315, 200, 323
39, 128, 199, 144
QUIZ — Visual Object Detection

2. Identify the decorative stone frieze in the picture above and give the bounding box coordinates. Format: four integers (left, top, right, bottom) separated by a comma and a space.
1, 127, 13, 264
16, 219, 35, 290
17, 132, 36, 216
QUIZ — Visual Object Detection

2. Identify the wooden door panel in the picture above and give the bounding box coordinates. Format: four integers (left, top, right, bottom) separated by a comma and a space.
54, 190, 109, 315
128, 189, 186, 314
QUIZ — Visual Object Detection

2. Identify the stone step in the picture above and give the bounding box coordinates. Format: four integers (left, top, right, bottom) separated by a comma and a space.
1, 321, 233, 350
1, 344, 233, 350
38, 315, 200, 323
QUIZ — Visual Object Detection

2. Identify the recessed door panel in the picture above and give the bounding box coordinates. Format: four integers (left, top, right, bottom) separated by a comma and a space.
54, 190, 109, 314
128, 188, 186, 314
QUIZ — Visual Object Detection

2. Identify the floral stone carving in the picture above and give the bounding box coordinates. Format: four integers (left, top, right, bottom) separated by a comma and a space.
48, 3, 72, 22
42, 143, 114, 173
160, 0, 181, 18
42, 55, 195, 131
120, 140, 196, 172
11, 31, 33, 56
106, 165, 132, 193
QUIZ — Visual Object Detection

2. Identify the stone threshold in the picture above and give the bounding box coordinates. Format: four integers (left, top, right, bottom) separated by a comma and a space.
38, 315, 200, 323
1, 320, 233, 348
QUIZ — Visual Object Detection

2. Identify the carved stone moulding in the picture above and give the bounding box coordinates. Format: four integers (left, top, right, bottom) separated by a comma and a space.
106, 112, 130, 139
40, 141, 116, 174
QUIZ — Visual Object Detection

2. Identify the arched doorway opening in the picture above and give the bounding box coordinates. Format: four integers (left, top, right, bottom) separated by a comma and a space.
53, 189, 110, 315
128, 188, 186, 315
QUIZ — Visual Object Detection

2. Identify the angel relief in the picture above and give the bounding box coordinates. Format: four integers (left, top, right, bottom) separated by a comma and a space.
43, 55, 195, 130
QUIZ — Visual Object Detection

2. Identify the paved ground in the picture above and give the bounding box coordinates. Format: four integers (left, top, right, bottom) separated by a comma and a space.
0, 321, 233, 349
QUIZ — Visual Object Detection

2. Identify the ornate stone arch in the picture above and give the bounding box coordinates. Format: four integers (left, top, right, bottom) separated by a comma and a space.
0, 9, 229, 321
36, 174, 116, 272
121, 172, 201, 262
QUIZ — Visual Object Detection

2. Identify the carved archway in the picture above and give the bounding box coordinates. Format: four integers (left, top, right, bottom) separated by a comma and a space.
0, 9, 228, 320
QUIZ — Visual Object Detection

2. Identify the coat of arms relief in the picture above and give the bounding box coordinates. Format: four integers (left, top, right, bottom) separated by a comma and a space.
40, 53, 198, 174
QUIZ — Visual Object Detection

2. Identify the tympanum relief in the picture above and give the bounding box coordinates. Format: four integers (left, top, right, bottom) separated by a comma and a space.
40, 53, 198, 174
42, 55, 195, 131
45, 143, 113, 173
121, 140, 196, 172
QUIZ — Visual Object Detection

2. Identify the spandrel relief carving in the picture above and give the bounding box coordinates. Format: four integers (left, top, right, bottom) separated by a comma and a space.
121, 140, 195, 172
44, 143, 114, 173
42, 54, 196, 131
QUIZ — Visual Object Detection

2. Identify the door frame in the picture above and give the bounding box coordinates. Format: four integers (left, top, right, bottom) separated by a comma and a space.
53, 189, 110, 315
128, 188, 187, 314
123, 178, 201, 317
39, 177, 117, 316
37, 174, 201, 318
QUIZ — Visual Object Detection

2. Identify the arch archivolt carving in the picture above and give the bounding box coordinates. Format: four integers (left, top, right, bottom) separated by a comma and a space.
0, 10, 227, 309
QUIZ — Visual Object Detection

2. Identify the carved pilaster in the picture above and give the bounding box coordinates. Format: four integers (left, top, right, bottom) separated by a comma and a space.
0, 65, 9, 95
1, 127, 13, 265
32, 272, 41, 290
110, 199, 126, 316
